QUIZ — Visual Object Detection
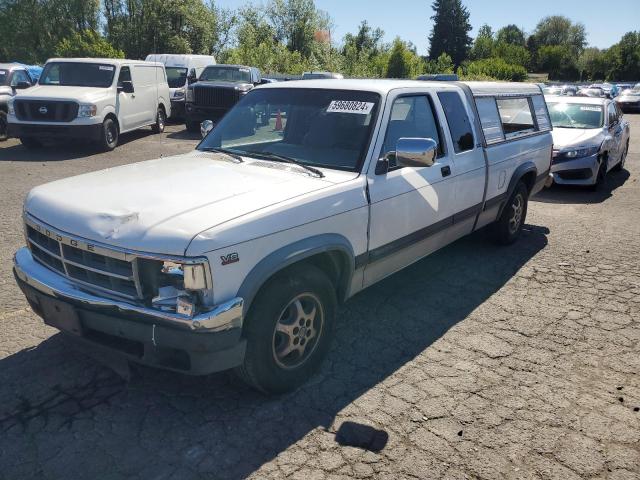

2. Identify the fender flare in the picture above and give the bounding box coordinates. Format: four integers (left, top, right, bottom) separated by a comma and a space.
236, 233, 356, 316
498, 161, 537, 218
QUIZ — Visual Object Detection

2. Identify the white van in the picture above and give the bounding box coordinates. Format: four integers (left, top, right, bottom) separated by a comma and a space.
7, 58, 171, 151
145, 54, 216, 118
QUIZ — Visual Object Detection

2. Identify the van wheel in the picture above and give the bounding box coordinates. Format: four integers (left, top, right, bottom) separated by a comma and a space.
152, 107, 165, 134
0, 111, 7, 141
19, 137, 43, 149
186, 121, 200, 133
100, 118, 119, 151
235, 265, 337, 394
492, 181, 528, 245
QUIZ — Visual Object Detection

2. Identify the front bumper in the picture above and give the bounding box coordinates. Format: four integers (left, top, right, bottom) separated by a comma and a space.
550, 153, 599, 185
170, 99, 185, 118
185, 103, 229, 123
13, 247, 246, 375
8, 122, 103, 141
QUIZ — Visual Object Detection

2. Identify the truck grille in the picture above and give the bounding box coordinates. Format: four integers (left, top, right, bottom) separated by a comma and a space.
15, 100, 79, 122
25, 220, 141, 300
194, 87, 241, 109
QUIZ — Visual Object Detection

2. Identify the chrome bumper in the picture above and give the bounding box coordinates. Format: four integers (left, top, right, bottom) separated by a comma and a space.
13, 247, 243, 332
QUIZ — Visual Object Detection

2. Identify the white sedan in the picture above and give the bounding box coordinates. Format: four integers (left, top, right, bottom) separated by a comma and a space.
547, 96, 630, 190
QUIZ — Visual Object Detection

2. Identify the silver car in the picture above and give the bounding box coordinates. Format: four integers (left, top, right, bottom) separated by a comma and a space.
615, 85, 640, 113
547, 96, 630, 190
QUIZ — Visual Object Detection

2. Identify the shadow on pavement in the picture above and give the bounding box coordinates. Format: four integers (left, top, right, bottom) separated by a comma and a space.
0, 225, 548, 479
0, 129, 157, 162
166, 128, 201, 141
532, 168, 630, 205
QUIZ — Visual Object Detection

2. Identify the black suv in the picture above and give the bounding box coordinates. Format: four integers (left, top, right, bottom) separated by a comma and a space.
185, 64, 263, 132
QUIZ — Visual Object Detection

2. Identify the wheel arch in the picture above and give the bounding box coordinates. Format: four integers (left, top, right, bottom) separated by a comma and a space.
498, 162, 537, 218
236, 234, 356, 318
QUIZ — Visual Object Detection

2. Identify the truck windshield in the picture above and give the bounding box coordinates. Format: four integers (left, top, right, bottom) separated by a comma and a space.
548, 103, 604, 129
198, 88, 380, 172
39, 62, 116, 88
0, 70, 8, 85
166, 67, 188, 88
200, 66, 251, 83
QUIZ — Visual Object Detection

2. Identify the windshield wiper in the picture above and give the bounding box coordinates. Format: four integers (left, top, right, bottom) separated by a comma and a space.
240, 150, 324, 178
199, 147, 244, 163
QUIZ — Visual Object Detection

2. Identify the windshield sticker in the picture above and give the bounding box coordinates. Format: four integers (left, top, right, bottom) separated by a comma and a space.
239, 68, 250, 72
99, 65, 114, 71
580, 106, 601, 112
327, 100, 374, 115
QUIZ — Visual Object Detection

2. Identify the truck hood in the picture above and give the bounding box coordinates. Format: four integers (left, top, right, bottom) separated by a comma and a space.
552, 127, 604, 149
25, 151, 339, 256
13, 84, 110, 103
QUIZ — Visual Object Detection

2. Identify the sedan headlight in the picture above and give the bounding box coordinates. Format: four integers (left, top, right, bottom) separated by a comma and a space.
7, 98, 15, 115
149, 259, 210, 317
186, 88, 194, 102
77, 104, 97, 118
173, 88, 185, 99
559, 145, 599, 160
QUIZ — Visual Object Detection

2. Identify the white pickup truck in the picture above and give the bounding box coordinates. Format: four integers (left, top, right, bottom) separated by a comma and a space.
14, 80, 552, 393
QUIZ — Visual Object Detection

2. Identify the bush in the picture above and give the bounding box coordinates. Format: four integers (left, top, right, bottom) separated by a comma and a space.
462, 57, 527, 81
55, 30, 124, 59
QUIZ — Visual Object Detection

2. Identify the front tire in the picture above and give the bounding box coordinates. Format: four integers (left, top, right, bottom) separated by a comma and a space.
492, 181, 528, 245
612, 141, 628, 172
99, 117, 119, 151
590, 158, 607, 191
0, 110, 7, 141
235, 265, 337, 394
152, 107, 165, 134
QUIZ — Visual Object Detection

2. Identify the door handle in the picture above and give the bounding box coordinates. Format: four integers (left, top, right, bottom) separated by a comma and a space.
441, 166, 451, 177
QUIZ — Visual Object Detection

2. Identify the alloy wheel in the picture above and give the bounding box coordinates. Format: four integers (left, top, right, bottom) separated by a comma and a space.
508, 193, 524, 235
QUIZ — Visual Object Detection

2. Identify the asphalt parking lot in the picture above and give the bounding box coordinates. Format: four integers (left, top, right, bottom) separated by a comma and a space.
0, 118, 639, 480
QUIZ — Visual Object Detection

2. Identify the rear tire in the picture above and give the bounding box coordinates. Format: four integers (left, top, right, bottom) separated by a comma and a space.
99, 117, 119, 151
186, 121, 200, 133
152, 107, 165, 134
19, 137, 43, 149
235, 264, 337, 394
492, 181, 528, 245
0, 110, 7, 141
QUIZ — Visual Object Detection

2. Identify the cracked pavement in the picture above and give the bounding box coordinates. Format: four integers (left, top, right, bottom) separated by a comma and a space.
0, 119, 639, 479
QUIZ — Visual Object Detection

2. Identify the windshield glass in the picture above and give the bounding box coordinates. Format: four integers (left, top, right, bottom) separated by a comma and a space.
166, 67, 188, 88
198, 88, 381, 172
548, 103, 604, 129
39, 62, 115, 87
0, 70, 8, 86
200, 66, 251, 83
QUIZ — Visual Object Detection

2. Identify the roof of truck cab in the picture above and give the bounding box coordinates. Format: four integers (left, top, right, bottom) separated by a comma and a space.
45, 58, 164, 67
0, 63, 25, 71
257, 78, 544, 96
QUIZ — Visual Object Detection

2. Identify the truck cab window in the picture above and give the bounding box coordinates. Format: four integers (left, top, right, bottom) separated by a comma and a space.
437, 91, 474, 153
382, 95, 443, 167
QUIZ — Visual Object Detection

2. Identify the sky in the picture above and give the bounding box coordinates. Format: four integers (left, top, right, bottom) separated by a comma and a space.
215, 0, 640, 55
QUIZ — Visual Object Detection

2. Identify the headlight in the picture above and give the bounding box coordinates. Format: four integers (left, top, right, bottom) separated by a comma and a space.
186, 88, 194, 102
150, 259, 210, 317
7, 98, 15, 115
560, 146, 599, 159
173, 88, 185, 99
77, 104, 97, 118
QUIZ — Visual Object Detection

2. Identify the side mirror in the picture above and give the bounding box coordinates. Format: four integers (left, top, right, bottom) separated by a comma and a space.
188, 76, 197, 85
200, 120, 214, 138
395, 137, 438, 168
118, 80, 134, 94
14, 81, 31, 89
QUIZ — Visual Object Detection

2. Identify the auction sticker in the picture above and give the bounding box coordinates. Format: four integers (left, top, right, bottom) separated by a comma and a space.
327, 100, 374, 115
580, 106, 601, 112
99, 65, 114, 71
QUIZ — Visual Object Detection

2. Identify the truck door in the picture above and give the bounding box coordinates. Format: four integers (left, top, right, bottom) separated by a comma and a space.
116, 66, 138, 131
364, 91, 456, 287
436, 90, 486, 239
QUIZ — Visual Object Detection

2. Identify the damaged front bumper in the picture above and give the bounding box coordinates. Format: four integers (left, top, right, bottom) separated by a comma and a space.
13, 247, 246, 375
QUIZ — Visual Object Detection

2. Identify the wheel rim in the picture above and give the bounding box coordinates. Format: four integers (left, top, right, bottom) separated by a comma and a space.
508, 193, 524, 235
272, 293, 324, 370
158, 111, 165, 130
106, 123, 117, 145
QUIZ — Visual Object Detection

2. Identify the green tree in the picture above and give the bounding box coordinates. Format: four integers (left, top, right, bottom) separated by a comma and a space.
55, 30, 124, 58
386, 38, 425, 78
496, 25, 526, 46
427, 0, 472, 67
537, 44, 579, 80
471, 24, 494, 60
492, 41, 530, 69
267, 0, 331, 58
461, 57, 527, 81
607, 32, 640, 81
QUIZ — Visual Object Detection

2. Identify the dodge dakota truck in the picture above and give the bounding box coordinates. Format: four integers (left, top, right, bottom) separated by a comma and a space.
14, 80, 552, 393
